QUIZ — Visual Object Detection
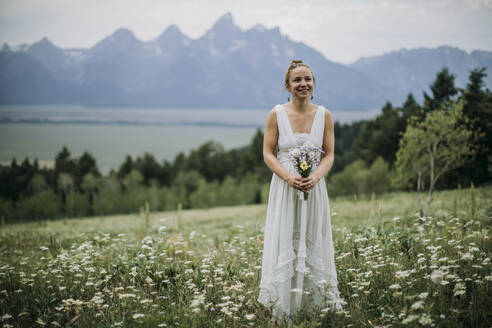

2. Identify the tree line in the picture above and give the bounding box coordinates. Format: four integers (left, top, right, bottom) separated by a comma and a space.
1, 67, 490, 223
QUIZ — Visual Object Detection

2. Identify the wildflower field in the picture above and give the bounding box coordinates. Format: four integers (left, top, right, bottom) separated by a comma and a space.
0, 186, 491, 327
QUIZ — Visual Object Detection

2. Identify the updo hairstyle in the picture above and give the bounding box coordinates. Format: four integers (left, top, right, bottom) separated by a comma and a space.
284, 59, 316, 89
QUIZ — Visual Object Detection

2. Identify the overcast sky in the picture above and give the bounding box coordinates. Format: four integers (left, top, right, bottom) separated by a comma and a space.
0, 0, 491, 64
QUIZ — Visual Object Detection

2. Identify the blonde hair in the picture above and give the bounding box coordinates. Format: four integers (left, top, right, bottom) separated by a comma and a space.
284, 59, 316, 89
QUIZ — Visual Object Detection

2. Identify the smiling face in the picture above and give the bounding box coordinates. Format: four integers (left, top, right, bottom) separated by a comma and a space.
285, 66, 314, 101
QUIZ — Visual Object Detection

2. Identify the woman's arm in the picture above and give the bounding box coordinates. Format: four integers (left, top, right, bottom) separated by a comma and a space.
263, 109, 304, 190
299, 109, 335, 190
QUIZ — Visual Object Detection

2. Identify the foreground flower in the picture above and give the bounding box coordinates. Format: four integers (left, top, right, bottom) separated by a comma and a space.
300, 161, 310, 171
245, 314, 256, 320
430, 270, 444, 284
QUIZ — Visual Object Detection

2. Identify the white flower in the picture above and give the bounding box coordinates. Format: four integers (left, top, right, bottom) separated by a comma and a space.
402, 314, 419, 324
2, 314, 13, 320
410, 301, 424, 310
419, 313, 433, 326
132, 313, 145, 319
395, 270, 411, 279
245, 314, 256, 320
430, 270, 444, 284
35, 318, 46, 326
453, 282, 466, 296
289, 148, 301, 157
191, 294, 206, 308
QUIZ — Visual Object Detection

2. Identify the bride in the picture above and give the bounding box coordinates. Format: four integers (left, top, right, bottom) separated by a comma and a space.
257, 59, 342, 324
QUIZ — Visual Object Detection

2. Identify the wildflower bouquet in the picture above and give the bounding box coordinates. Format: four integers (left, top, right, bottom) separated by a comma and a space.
289, 141, 324, 200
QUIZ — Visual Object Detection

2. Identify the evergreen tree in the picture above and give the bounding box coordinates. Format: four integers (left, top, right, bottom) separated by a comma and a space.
352, 101, 407, 168
331, 120, 365, 174
76, 151, 100, 190
243, 128, 270, 181
401, 93, 420, 121
54, 146, 76, 175
117, 155, 134, 180
135, 153, 161, 186
449, 67, 492, 185
423, 67, 457, 113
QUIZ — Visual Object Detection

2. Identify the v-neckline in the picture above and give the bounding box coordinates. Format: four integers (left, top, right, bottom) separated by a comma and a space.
280, 104, 319, 138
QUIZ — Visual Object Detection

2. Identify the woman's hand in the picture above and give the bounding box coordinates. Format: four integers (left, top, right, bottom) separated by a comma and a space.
286, 175, 305, 191
299, 174, 321, 192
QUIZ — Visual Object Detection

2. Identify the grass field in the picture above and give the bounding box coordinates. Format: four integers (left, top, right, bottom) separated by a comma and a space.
0, 186, 491, 327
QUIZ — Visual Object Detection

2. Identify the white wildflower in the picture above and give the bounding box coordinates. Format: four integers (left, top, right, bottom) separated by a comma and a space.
389, 284, 401, 290
2, 314, 13, 320
453, 282, 466, 296
402, 314, 419, 324
245, 314, 256, 320
419, 313, 433, 326
411, 301, 424, 310
35, 318, 46, 326
395, 270, 411, 279
430, 270, 444, 284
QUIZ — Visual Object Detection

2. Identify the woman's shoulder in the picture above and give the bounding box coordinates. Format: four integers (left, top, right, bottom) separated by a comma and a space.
315, 104, 333, 121
315, 104, 331, 113
266, 105, 281, 123
268, 104, 285, 116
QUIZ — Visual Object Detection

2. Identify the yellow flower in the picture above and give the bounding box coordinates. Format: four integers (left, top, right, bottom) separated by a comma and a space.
300, 161, 310, 171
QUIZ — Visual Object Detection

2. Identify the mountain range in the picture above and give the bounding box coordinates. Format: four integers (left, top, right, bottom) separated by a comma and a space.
1, 13, 491, 110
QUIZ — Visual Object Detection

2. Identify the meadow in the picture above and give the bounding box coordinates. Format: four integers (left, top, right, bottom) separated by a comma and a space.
0, 186, 491, 327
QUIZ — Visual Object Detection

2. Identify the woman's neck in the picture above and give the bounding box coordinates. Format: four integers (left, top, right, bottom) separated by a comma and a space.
290, 97, 311, 113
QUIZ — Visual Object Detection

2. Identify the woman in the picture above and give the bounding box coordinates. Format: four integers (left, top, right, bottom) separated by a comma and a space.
257, 59, 342, 323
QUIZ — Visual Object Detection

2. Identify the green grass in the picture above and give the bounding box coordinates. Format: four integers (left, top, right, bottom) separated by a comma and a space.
0, 186, 491, 327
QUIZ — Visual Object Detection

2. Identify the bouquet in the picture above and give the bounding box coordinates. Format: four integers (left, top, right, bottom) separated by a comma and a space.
289, 142, 325, 200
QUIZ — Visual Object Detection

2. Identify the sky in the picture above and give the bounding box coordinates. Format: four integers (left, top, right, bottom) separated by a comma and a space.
0, 0, 491, 64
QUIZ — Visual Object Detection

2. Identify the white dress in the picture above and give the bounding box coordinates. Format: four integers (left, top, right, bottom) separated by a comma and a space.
257, 104, 342, 320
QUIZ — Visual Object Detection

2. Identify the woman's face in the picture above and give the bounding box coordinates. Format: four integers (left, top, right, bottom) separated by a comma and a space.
286, 66, 314, 101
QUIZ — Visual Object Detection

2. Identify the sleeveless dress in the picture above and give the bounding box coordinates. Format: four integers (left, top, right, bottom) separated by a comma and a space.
257, 104, 342, 321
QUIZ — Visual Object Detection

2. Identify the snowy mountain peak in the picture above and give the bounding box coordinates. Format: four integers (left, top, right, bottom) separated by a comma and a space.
210, 12, 238, 32
30, 37, 58, 50
156, 24, 188, 41
111, 28, 137, 41
90, 27, 141, 53
249, 24, 266, 32
216, 12, 233, 24
156, 24, 190, 45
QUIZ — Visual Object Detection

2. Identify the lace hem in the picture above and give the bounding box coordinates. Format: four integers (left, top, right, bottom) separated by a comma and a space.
258, 238, 342, 313
257, 263, 342, 313
259, 245, 340, 290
